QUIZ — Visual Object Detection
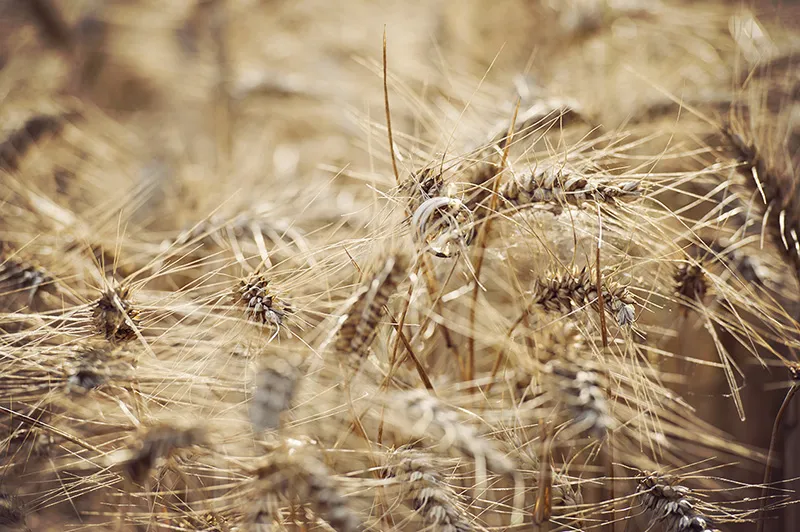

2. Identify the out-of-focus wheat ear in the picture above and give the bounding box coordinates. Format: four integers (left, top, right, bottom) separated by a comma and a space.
63, 342, 134, 395
121, 424, 206, 484
550, 0, 658, 34
637, 474, 721, 532
251, 441, 363, 532
391, 452, 475, 532
0, 491, 26, 530
233, 272, 294, 339
530, 267, 636, 326
499, 165, 641, 214
251, 356, 301, 432
383, 390, 524, 524
331, 253, 409, 376
384, 390, 513, 476
544, 358, 613, 439
0, 245, 59, 310
0, 112, 79, 172
488, 98, 589, 148
92, 283, 141, 345
674, 261, 709, 306
28, 0, 74, 52
706, 240, 767, 287
722, 124, 800, 284
64, 343, 112, 393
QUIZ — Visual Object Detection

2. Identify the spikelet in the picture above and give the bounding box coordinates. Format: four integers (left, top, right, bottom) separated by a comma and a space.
332, 253, 408, 373
530, 267, 636, 326
391, 452, 474, 532
544, 358, 613, 438
385, 390, 513, 476
250, 440, 362, 532
499, 164, 640, 213
674, 262, 709, 304
637, 474, 721, 532
122, 424, 206, 483
251, 356, 300, 431
92, 284, 140, 345
234, 273, 293, 333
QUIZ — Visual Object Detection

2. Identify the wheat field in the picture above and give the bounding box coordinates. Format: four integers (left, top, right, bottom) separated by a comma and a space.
1, 0, 800, 531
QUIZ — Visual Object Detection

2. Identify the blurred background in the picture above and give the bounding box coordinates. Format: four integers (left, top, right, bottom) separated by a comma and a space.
2, 1, 800, 530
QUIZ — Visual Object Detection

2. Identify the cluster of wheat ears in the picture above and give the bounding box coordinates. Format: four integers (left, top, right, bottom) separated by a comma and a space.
3, 0, 800, 531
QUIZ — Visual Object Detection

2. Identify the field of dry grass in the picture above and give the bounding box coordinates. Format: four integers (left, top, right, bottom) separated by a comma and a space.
2, 0, 800, 530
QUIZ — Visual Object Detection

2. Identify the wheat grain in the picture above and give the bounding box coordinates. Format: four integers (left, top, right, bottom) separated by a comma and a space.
123, 424, 206, 483
250, 440, 362, 532
391, 451, 474, 532
545, 358, 613, 438
234, 273, 293, 333
500, 164, 640, 213
531, 267, 636, 326
637, 474, 721, 532
251, 357, 300, 432
332, 253, 408, 374
92, 284, 140, 345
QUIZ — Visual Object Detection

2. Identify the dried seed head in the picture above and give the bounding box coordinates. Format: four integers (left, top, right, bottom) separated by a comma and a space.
92, 284, 140, 345
333, 253, 408, 374
252, 442, 362, 532
545, 359, 613, 438
637, 474, 720, 532
386, 390, 513, 476
674, 262, 708, 303
531, 267, 636, 326
499, 165, 640, 213
123, 425, 205, 483
234, 274, 293, 332
392, 453, 474, 532
251, 357, 300, 431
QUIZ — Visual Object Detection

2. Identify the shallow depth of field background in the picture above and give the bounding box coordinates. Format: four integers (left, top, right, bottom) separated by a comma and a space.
3, 0, 800, 531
